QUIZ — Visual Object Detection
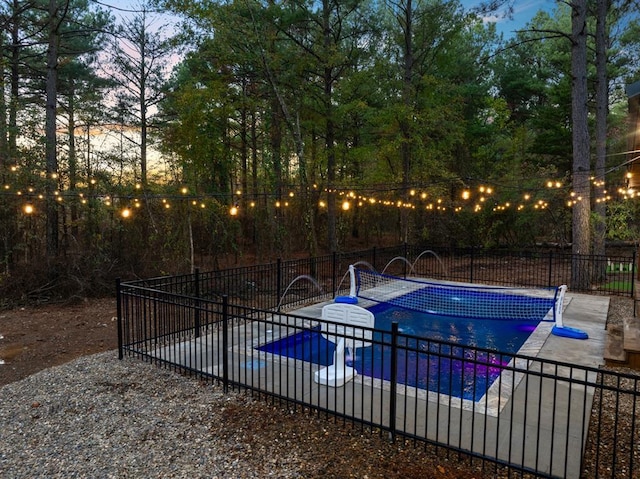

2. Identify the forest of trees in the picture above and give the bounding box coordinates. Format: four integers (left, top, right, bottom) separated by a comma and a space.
0, 0, 639, 303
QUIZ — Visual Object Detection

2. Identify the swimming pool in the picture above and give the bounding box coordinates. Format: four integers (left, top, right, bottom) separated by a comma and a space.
356, 303, 540, 400
259, 294, 553, 401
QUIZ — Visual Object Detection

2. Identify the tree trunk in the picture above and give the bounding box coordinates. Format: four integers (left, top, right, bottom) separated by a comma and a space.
323, 0, 337, 253
400, 0, 413, 244
46, 0, 60, 259
593, 0, 609, 268
570, 0, 591, 289
0, 33, 12, 273
9, 0, 20, 162
67, 85, 79, 240
0, 35, 7, 166
140, 53, 147, 186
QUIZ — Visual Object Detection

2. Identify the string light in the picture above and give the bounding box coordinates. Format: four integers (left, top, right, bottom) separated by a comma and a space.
2, 168, 639, 220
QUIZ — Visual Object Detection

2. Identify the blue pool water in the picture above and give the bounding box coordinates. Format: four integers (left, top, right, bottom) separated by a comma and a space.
259, 300, 549, 401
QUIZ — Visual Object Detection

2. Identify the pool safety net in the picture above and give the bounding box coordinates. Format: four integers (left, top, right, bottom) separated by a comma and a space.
353, 268, 561, 322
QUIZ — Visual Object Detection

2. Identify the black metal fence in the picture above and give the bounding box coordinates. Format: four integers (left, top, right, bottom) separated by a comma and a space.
117, 246, 640, 478
121, 245, 637, 313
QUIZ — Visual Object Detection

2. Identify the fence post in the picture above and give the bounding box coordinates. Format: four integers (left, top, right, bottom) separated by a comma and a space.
276, 258, 282, 310
116, 278, 123, 360
389, 321, 399, 442
194, 268, 201, 338
222, 295, 229, 393
548, 251, 553, 288
332, 251, 337, 299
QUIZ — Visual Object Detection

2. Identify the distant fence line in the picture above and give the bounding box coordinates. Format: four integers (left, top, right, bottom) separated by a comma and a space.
117, 245, 640, 478
121, 245, 637, 313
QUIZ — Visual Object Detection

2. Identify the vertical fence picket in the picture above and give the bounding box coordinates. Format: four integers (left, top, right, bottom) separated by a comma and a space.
222, 294, 229, 393
469, 247, 475, 284
194, 268, 201, 338
332, 251, 337, 298
116, 278, 123, 360
389, 321, 399, 443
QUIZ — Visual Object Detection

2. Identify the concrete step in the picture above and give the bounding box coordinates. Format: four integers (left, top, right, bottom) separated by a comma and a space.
624, 317, 640, 351
604, 324, 627, 364
605, 318, 640, 369
624, 317, 640, 368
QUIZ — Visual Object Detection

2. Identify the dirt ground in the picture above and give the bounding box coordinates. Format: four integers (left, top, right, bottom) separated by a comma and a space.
0, 298, 118, 387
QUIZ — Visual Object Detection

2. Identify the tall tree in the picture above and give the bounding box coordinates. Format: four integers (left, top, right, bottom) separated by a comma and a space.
109, 2, 172, 187
376, 0, 474, 242
592, 0, 608, 262
398, 0, 415, 244
58, 6, 112, 241
45, 0, 70, 258
271, 0, 372, 252
570, 0, 591, 288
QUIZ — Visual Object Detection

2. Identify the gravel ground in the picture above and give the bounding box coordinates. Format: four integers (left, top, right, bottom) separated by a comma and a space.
0, 297, 637, 479
0, 352, 492, 479
0, 353, 330, 479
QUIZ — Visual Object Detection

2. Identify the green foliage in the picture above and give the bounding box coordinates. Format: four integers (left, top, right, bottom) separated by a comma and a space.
606, 201, 640, 241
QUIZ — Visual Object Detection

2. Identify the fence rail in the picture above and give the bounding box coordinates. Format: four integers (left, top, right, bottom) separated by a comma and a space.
123, 246, 637, 312
117, 246, 640, 478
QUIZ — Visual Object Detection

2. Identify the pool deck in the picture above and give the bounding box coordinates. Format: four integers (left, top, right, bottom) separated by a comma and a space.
151, 292, 608, 479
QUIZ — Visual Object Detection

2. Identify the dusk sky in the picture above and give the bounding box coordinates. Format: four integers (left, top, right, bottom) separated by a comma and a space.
102, 0, 556, 37
461, 0, 556, 37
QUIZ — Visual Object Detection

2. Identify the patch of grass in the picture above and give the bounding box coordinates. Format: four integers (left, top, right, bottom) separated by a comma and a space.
600, 280, 633, 293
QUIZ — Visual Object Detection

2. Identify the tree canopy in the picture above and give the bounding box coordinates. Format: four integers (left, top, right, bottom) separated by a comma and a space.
0, 0, 639, 300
